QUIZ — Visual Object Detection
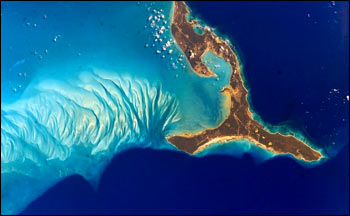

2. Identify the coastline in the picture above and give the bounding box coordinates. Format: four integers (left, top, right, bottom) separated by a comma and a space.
166, 1, 324, 162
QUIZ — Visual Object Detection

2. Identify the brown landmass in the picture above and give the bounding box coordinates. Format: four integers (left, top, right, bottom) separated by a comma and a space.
166, 1, 323, 162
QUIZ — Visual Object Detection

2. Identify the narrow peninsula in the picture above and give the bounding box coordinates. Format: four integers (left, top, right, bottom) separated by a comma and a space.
166, 1, 323, 162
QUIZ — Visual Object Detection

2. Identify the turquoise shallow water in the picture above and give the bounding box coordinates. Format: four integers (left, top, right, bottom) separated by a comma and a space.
1, 2, 237, 214
1, 1, 344, 214
193, 25, 204, 35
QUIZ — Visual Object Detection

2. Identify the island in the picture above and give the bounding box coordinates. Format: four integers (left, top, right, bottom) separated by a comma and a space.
166, 1, 323, 162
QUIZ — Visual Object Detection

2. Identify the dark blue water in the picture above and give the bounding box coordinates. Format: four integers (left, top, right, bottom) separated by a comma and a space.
19, 1, 349, 215
21, 145, 349, 215
187, 1, 349, 156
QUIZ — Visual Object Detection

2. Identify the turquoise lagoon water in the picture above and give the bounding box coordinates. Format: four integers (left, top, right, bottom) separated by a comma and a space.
1, 1, 343, 214
0, 1, 239, 214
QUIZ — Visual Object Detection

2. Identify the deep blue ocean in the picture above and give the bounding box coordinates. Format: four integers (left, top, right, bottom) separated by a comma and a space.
1, 1, 348, 215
